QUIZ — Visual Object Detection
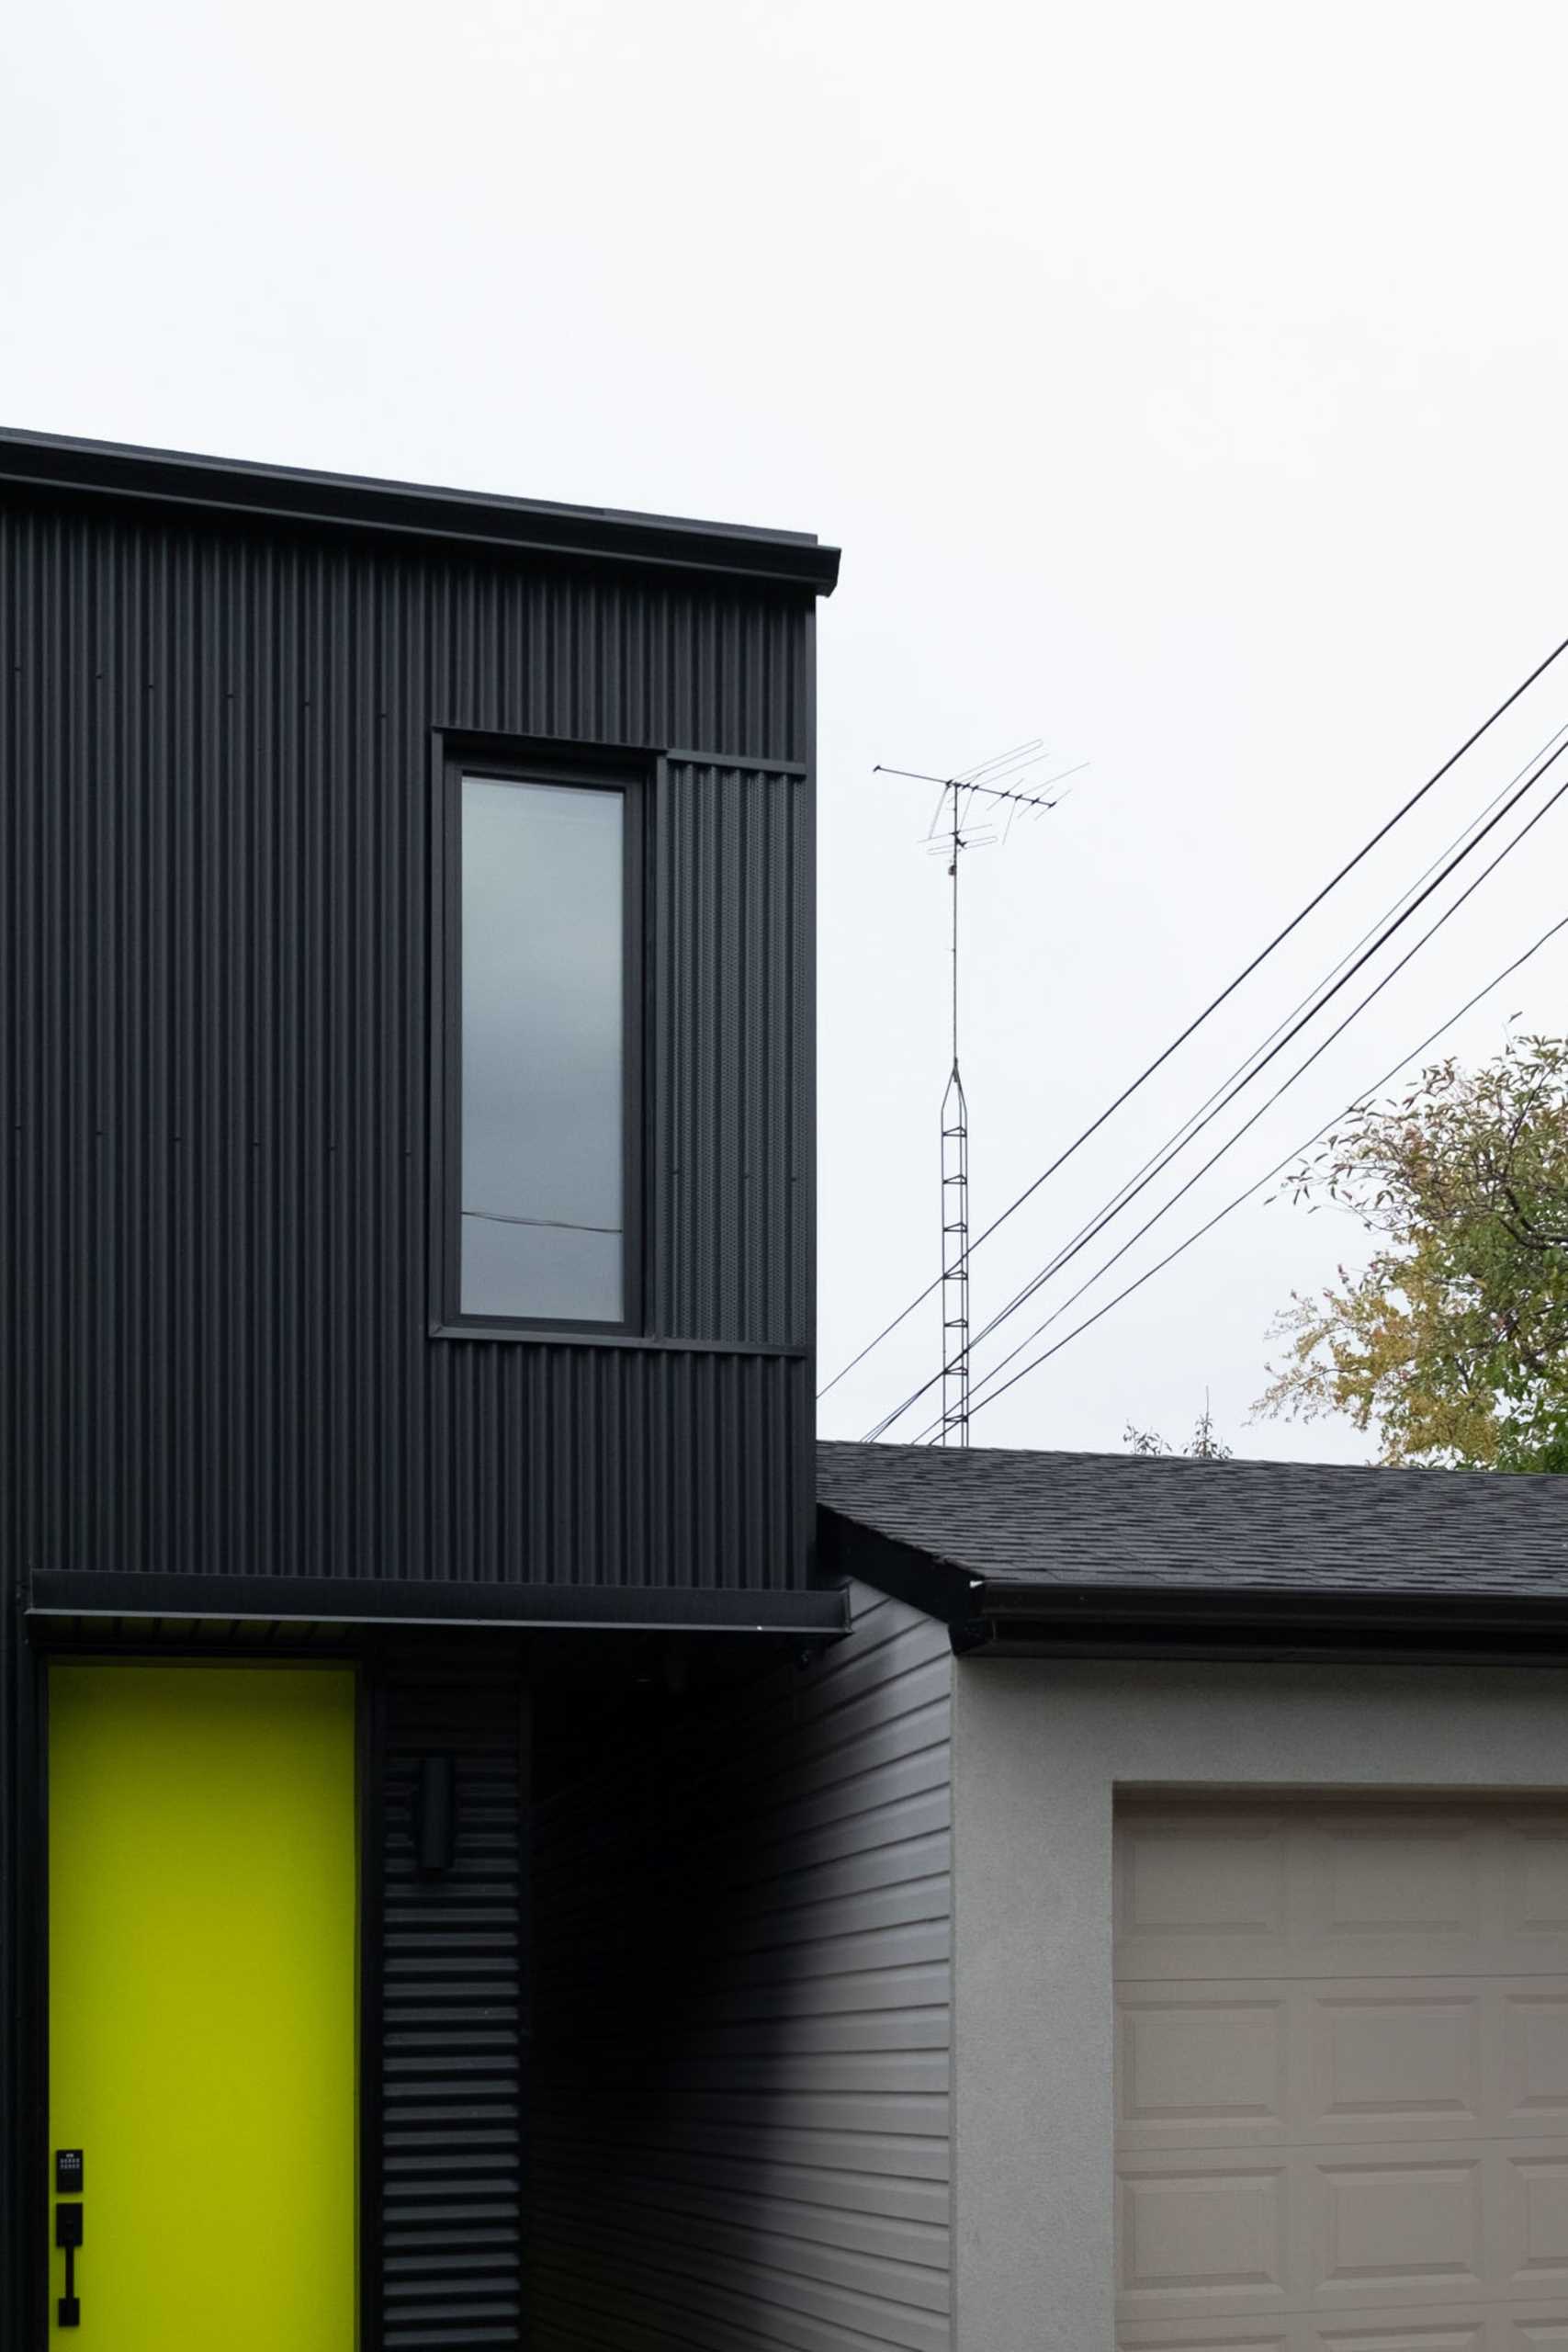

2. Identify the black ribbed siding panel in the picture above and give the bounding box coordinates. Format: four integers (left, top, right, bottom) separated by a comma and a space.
530, 1586, 953, 2351
371, 1667, 528, 2352
654, 763, 810, 1347
0, 496, 814, 1597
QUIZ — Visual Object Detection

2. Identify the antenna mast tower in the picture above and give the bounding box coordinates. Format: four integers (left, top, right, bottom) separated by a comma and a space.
874, 746, 1079, 1446
940, 781, 972, 1447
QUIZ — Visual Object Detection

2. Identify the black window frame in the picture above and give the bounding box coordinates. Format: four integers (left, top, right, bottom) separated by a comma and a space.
431, 734, 647, 1341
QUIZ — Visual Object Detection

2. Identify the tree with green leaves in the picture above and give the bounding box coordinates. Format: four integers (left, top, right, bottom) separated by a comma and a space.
1253, 1034, 1568, 1469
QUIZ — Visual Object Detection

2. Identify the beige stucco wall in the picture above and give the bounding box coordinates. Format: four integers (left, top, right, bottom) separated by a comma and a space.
950, 1657, 1568, 2350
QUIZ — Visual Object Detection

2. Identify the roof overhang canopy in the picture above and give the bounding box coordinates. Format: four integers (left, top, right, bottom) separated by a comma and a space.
28, 1567, 848, 1642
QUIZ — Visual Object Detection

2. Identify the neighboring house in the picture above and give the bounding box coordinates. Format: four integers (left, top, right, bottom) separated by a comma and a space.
819, 1439, 1568, 2352
6, 430, 1568, 2352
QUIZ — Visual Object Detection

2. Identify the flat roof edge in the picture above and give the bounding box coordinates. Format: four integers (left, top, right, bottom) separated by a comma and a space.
0, 425, 841, 594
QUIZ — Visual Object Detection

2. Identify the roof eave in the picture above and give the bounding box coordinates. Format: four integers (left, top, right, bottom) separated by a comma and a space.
0, 426, 842, 595
818, 1507, 1568, 1663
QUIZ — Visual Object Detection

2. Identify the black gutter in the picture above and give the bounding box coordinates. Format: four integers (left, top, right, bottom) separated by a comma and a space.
964, 1577, 1568, 1664
0, 426, 841, 595
28, 1569, 848, 1639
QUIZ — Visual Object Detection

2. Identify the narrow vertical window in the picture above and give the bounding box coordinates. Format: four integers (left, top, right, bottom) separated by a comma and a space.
457, 772, 630, 1325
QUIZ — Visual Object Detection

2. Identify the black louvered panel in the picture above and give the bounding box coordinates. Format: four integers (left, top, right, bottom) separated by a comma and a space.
375, 1669, 528, 2351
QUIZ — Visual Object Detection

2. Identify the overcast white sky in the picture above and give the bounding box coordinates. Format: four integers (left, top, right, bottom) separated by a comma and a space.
6, 1, 1566, 1462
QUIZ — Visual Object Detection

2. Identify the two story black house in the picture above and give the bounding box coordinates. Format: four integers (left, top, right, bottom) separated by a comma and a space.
0, 431, 966, 2352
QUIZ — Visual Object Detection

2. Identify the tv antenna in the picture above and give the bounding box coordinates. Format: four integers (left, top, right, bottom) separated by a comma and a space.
874, 742, 1083, 1446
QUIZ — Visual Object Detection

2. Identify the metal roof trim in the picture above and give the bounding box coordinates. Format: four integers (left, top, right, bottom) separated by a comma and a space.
28, 1567, 850, 1638
0, 425, 842, 594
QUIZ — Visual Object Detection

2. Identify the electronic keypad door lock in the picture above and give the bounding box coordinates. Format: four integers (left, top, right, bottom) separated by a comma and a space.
55, 2199, 84, 2326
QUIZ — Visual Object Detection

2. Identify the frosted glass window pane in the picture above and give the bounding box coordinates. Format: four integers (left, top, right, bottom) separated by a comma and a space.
460, 776, 625, 1320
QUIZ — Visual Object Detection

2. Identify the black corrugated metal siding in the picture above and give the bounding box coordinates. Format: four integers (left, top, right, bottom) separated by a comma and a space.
0, 494, 814, 1598
530, 1584, 953, 2350
369, 1665, 529, 2352
654, 762, 812, 1346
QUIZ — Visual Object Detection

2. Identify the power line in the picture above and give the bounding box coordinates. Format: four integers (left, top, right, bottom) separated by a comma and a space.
954, 904, 1568, 1430
942, 756, 1568, 1430
963, 729, 1568, 1375
962, 716, 1568, 1361
817, 628, 1568, 1404
870, 731, 1568, 1441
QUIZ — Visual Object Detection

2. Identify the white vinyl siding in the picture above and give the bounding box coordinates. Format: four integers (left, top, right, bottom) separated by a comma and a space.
531, 1581, 953, 2350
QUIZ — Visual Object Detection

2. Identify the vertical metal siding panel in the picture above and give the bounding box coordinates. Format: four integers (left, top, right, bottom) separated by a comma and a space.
0, 503, 19, 2343
10, 515, 33, 1589
530, 1586, 953, 2349
658, 761, 809, 1351
2, 499, 812, 1600
395, 562, 426, 1589
651, 752, 679, 1339
32, 519, 61, 1577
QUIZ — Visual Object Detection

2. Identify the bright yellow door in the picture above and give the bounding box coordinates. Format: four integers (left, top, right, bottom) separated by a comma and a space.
48, 1663, 357, 2349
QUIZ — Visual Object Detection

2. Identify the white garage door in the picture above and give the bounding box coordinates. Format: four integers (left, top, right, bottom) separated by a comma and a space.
1115, 1799, 1568, 2352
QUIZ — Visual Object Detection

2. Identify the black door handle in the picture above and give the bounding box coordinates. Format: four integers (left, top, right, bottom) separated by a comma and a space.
55, 2201, 83, 2327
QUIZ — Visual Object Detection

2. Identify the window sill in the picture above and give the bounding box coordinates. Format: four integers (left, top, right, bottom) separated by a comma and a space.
428, 1322, 807, 1357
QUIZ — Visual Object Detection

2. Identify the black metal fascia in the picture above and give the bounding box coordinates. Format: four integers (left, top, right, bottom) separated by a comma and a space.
815, 1508, 987, 1634
27, 1570, 849, 1639
962, 1577, 1568, 1664
0, 425, 842, 594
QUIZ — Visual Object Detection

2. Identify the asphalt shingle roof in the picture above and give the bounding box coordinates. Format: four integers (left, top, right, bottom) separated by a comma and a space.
818, 1441, 1568, 1600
